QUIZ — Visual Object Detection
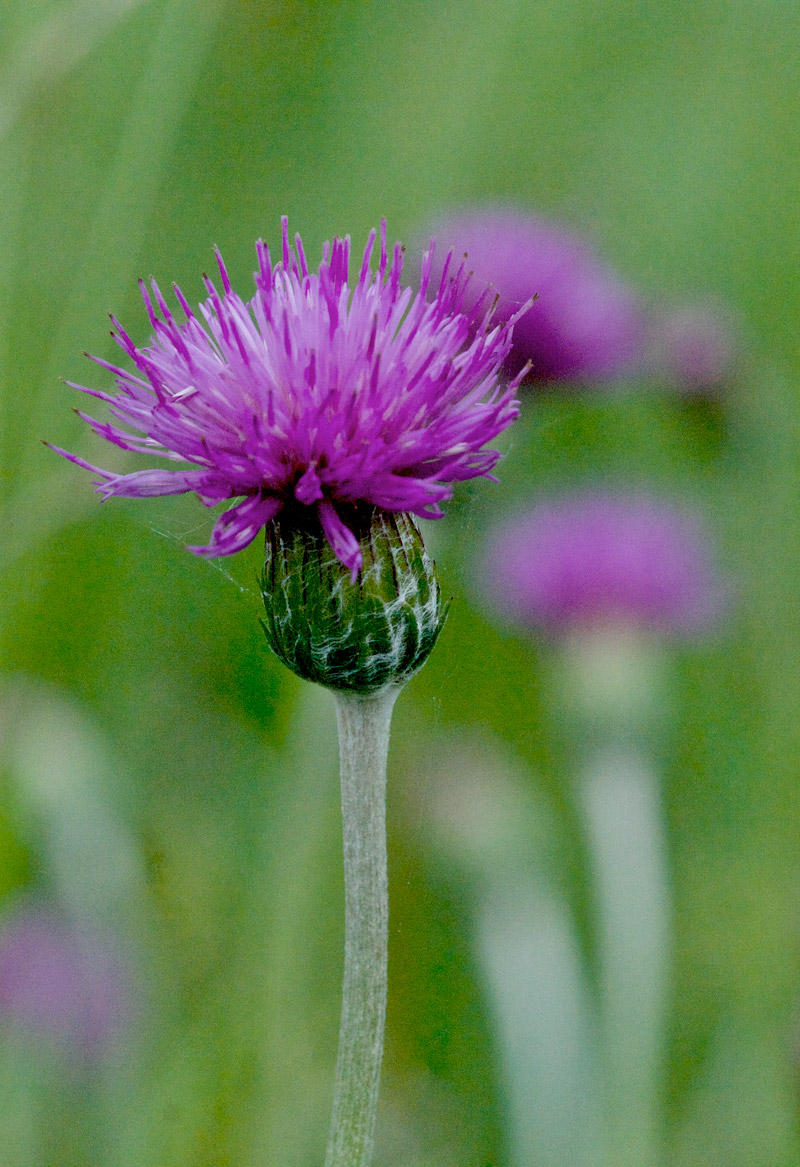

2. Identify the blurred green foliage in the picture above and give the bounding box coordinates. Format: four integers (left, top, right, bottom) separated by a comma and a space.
1, 1, 799, 1164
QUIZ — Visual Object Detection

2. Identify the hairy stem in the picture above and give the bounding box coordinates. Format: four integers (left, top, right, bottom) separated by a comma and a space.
324, 685, 400, 1167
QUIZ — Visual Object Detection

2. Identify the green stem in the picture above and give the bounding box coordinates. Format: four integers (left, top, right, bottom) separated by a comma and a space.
324, 685, 400, 1167
580, 746, 670, 1167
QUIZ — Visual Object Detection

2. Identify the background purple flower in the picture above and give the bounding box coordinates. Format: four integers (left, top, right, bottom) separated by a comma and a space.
51, 220, 528, 579
0, 901, 133, 1061
643, 303, 738, 398
422, 208, 644, 383
480, 489, 724, 636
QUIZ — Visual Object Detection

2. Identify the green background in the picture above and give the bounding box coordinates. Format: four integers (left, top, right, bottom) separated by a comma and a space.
0, 2, 798, 1163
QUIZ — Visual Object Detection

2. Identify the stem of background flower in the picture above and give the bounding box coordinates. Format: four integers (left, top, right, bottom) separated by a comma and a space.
558, 629, 671, 1167
579, 747, 670, 1167
324, 685, 400, 1167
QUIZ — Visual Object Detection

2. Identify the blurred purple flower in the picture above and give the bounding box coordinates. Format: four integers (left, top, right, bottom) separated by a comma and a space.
480, 490, 724, 636
0, 902, 132, 1061
51, 219, 528, 580
423, 208, 644, 383
644, 303, 737, 398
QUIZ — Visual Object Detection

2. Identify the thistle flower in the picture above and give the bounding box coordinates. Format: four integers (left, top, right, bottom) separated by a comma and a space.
480, 494, 720, 1154
423, 208, 643, 383
51, 219, 530, 1167
480, 489, 723, 637
0, 901, 132, 1061
51, 219, 526, 581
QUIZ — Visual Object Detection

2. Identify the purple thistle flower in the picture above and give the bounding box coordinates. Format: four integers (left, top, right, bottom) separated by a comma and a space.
480, 490, 723, 637
0, 902, 133, 1061
51, 219, 527, 579
423, 208, 644, 383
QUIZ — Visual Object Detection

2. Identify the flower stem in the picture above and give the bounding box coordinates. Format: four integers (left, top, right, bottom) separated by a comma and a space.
324, 685, 400, 1167
579, 746, 670, 1167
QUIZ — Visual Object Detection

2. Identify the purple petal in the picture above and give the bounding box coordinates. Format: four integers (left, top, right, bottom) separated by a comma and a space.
318, 499, 362, 581
96, 468, 220, 499
187, 494, 282, 557
45, 444, 115, 483
294, 464, 323, 504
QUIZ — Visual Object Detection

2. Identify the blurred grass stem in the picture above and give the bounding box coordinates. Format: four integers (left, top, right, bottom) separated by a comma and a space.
0, 0, 145, 142
325, 686, 399, 1167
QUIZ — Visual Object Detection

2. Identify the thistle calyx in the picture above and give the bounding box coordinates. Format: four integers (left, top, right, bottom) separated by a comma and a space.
260, 507, 446, 694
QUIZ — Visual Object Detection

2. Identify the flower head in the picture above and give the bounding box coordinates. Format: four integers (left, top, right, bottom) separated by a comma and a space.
480, 489, 723, 637
0, 901, 133, 1061
423, 208, 644, 382
52, 219, 526, 579
262, 508, 445, 693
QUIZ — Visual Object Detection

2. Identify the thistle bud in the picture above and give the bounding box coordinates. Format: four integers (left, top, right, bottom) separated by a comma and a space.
260, 507, 446, 694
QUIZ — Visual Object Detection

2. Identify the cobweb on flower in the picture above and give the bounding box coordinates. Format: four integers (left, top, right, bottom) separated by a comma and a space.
130, 507, 260, 598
